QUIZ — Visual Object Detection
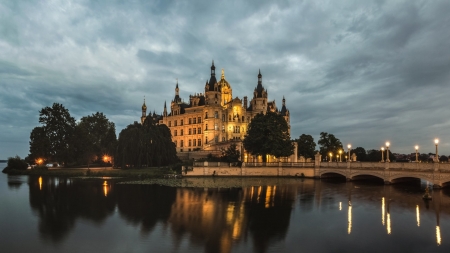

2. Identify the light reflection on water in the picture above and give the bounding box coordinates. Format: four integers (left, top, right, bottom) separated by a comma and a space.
0, 168, 449, 253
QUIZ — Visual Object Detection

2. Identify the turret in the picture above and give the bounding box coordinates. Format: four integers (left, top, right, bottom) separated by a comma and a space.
141, 97, 147, 124
163, 101, 167, 117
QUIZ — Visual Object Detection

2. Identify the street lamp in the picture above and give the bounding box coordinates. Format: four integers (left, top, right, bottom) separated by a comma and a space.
329, 152, 333, 162
339, 150, 342, 162
434, 139, 439, 163
347, 144, 351, 162
381, 147, 385, 162
385, 142, 390, 162
415, 145, 419, 162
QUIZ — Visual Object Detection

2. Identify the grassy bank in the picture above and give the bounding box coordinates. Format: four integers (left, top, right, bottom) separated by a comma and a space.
3, 167, 176, 178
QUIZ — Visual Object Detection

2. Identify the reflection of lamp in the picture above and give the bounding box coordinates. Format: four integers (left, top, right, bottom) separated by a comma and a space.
416, 205, 420, 227
415, 145, 419, 162
348, 204, 352, 234
437, 226, 441, 246
385, 142, 390, 162
347, 144, 351, 162
434, 139, 439, 163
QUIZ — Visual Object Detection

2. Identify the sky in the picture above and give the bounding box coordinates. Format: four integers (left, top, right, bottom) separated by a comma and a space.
1, 0, 450, 159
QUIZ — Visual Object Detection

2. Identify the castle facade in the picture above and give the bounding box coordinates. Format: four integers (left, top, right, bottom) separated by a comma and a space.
141, 61, 290, 160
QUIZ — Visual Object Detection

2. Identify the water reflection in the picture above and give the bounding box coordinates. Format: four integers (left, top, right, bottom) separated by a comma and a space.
3, 176, 448, 252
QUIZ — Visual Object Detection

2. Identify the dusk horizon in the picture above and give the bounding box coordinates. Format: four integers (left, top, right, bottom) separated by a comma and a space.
2, 0, 450, 158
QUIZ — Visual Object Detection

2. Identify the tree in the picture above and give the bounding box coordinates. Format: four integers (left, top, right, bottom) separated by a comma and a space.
317, 132, 343, 159
221, 143, 241, 163
29, 126, 51, 164
77, 112, 117, 163
5, 156, 28, 171
35, 103, 76, 165
351, 147, 367, 161
116, 116, 178, 168
296, 134, 316, 159
243, 112, 294, 162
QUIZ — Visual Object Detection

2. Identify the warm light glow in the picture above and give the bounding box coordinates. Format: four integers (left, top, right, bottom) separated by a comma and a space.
103, 181, 108, 196
38, 176, 42, 190
416, 205, 420, 227
382, 197, 385, 226
339, 202, 342, 211
348, 205, 352, 234
347, 144, 351, 149
265, 186, 272, 208
36, 158, 43, 165
415, 145, 419, 151
435, 139, 439, 145
437, 226, 442, 246
387, 213, 391, 234
386, 142, 390, 147
339, 150, 342, 155
103, 155, 109, 163
381, 147, 385, 151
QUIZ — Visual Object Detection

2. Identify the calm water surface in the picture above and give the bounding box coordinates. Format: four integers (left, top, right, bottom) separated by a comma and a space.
1, 162, 450, 253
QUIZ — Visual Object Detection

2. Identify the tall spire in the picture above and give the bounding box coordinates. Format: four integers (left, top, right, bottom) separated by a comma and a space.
163, 101, 167, 117
221, 68, 225, 80
208, 61, 217, 91
174, 80, 181, 103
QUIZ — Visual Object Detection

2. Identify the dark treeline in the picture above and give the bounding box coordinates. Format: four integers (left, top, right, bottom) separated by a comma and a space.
26, 103, 178, 168
116, 117, 178, 168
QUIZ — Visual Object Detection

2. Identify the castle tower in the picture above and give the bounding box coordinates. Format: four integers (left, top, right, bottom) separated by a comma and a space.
141, 97, 147, 124
163, 101, 167, 117
219, 68, 232, 105
251, 69, 268, 113
280, 96, 290, 133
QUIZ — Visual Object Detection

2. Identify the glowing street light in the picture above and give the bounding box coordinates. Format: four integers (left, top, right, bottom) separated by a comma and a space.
339, 149, 342, 162
434, 139, 439, 163
415, 145, 419, 162
329, 152, 333, 162
381, 147, 385, 162
347, 144, 351, 162
385, 142, 390, 162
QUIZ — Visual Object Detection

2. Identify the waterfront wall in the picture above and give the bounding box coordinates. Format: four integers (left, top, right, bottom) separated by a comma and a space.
184, 162, 315, 177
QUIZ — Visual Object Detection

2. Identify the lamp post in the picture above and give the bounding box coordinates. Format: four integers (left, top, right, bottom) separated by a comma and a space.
329, 152, 333, 162
434, 139, 439, 163
339, 150, 342, 162
347, 144, 351, 162
381, 147, 385, 162
345, 155, 348, 162
385, 142, 390, 162
415, 145, 419, 162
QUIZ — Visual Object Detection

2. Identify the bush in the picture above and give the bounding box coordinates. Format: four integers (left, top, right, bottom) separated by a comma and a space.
7, 156, 28, 171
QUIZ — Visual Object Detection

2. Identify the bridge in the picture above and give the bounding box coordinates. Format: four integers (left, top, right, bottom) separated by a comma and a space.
185, 159, 450, 188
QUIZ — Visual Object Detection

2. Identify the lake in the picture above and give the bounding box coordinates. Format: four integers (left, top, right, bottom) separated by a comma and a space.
1, 162, 449, 253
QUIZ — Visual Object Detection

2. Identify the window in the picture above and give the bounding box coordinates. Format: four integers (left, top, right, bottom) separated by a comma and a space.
180, 129, 184, 136
206, 124, 208, 130
222, 114, 225, 121
205, 137, 208, 144
174, 130, 177, 136
242, 116, 245, 122
189, 140, 192, 146
189, 118, 192, 124
222, 137, 225, 142
198, 117, 201, 123
181, 119, 183, 126
229, 115, 231, 121
193, 128, 196, 134
214, 111, 218, 118
174, 120, 177, 126
180, 140, 184, 147
193, 139, 196, 146
169, 121, 172, 127
215, 136, 218, 143
214, 123, 218, 130
198, 128, 201, 134
193, 118, 196, 124
222, 125, 225, 132
205, 112, 208, 119
198, 139, 201, 146
189, 128, 192, 135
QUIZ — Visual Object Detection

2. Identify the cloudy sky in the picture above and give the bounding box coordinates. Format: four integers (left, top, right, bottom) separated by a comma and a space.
1, 0, 450, 159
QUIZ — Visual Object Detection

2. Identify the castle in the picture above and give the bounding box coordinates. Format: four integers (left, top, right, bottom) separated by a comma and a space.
140, 61, 291, 161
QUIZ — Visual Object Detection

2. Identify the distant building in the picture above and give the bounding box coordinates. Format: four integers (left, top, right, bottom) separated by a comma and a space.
140, 61, 292, 162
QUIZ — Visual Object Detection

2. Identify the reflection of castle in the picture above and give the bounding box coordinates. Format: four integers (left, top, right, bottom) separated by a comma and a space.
140, 61, 290, 156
